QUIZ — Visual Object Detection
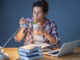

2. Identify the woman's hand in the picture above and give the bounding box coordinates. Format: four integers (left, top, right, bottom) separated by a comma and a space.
37, 28, 46, 35
19, 17, 28, 25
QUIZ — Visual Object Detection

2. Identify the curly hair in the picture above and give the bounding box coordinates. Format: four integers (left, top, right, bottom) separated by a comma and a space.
33, 0, 49, 14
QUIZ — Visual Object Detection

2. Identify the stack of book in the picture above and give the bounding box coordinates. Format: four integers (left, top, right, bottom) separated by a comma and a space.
18, 44, 44, 60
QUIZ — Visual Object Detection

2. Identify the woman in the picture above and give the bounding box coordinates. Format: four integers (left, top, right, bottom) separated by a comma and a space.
15, 0, 60, 47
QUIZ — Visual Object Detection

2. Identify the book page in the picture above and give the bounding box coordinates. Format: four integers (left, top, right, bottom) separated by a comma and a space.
34, 43, 50, 48
20, 43, 50, 49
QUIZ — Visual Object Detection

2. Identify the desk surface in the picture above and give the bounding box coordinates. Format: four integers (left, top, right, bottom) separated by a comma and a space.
3, 47, 80, 60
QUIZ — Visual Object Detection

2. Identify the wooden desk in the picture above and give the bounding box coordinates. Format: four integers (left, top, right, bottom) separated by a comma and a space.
3, 47, 80, 60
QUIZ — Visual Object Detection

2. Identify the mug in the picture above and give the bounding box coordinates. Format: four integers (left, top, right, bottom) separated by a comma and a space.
33, 22, 40, 34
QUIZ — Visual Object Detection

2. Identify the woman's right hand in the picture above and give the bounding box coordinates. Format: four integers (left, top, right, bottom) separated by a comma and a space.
19, 17, 28, 25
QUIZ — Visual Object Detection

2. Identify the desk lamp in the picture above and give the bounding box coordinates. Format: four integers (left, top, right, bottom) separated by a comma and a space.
0, 18, 29, 60
0, 27, 20, 60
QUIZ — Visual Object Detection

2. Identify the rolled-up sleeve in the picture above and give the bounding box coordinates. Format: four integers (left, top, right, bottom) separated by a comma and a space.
50, 21, 60, 46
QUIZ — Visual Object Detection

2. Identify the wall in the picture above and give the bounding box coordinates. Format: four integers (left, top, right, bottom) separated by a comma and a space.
0, 0, 80, 47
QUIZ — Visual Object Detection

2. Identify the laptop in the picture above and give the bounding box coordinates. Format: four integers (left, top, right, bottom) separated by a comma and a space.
47, 40, 80, 57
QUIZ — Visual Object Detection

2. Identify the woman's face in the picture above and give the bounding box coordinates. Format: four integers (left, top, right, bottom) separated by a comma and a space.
33, 7, 46, 21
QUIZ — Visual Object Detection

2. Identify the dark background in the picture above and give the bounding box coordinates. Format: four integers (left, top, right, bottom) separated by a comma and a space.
0, 0, 80, 47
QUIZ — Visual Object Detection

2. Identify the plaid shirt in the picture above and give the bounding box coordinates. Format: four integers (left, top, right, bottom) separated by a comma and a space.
23, 18, 60, 47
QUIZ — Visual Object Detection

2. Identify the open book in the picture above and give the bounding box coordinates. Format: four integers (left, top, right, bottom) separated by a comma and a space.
20, 43, 50, 49
33, 43, 50, 48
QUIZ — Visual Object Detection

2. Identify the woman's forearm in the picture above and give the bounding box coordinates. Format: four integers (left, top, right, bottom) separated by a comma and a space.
15, 27, 25, 41
44, 31, 56, 44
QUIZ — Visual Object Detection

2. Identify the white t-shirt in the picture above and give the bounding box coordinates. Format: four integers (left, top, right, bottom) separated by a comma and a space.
33, 23, 43, 44
33, 33, 43, 44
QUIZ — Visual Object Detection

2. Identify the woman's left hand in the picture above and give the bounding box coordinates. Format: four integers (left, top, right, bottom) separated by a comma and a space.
37, 28, 46, 35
